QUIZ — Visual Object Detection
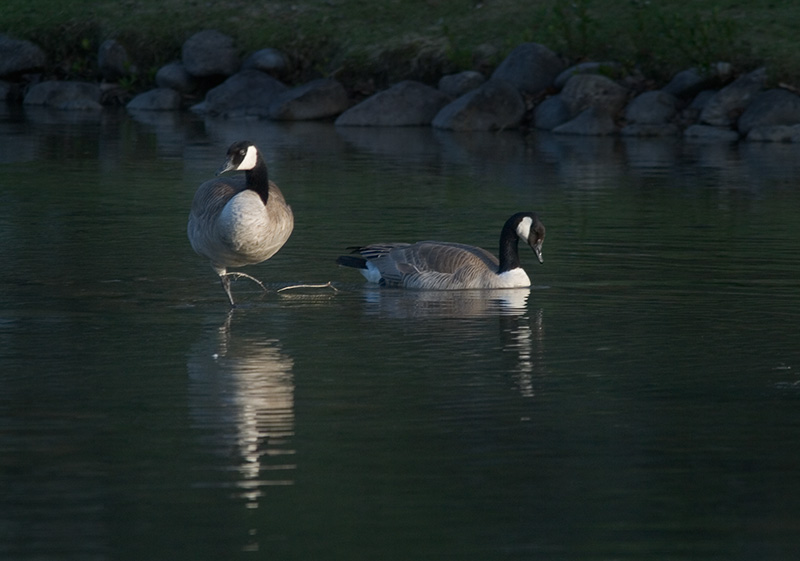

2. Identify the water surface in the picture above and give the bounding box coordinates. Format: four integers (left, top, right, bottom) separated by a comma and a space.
1, 105, 799, 560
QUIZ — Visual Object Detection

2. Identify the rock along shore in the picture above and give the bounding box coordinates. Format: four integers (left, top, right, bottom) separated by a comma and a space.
3, 30, 800, 142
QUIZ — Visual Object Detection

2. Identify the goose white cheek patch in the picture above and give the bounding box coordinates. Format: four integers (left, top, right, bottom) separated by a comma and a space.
238, 145, 259, 170
516, 216, 533, 240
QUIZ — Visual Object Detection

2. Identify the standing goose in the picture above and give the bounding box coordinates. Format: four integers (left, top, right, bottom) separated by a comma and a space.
336, 212, 545, 289
188, 141, 294, 306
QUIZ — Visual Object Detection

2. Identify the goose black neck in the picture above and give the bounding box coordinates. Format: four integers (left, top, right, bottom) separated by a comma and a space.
245, 158, 270, 205
497, 222, 521, 274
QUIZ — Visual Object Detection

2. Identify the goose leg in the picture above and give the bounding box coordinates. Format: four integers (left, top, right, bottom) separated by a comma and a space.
219, 272, 268, 306
224, 272, 267, 291
220, 274, 236, 307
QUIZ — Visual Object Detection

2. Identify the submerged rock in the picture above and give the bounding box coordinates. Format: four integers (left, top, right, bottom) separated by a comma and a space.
620, 123, 680, 137
552, 107, 618, 136
24, 81, 102, 110
684, 124, 740, 141
126, 88, 182, 111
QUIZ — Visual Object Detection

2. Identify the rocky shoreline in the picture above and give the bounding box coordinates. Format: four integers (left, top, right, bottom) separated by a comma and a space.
4, 30, 800, 142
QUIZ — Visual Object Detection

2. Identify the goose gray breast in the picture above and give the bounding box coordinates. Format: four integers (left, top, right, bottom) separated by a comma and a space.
188, 140, 294, 306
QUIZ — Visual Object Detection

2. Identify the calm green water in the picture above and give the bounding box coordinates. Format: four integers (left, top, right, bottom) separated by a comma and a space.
1, 105, 800, 560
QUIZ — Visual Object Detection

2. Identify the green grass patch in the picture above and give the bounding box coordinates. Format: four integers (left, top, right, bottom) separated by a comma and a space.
2, 0, 800, 88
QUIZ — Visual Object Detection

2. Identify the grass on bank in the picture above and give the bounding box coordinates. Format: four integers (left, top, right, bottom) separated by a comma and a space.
2, 0, 799, 90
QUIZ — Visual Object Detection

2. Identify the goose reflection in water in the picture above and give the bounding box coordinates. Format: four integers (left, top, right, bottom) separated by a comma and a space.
503, 306, 544, 399
359, 287, 533, 318
358, 288, 546, 398
187, 312, 295, 508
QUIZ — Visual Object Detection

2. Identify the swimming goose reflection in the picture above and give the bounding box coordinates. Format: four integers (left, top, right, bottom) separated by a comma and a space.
359, 287, 533, 318
501, 306, 544, 399
187, 311, 295, 508
356, 288, 546, 399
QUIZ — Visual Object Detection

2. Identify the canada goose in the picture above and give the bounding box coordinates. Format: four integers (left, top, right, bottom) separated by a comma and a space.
337, 212, 545, 289
188, 141, 294, 306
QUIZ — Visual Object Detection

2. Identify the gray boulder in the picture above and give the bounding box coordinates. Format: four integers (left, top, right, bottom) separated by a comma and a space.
624, 90, 678, 124
98, 39, 132, 81
23, 81, 102, 110
552, 107, 618, 136
677, 90, 716, 125
269, 78, 349, 121
491, 42, 564, 95
684, 124, 740, 141
190, 69, 288, 118
700, 67, 767, 127
438, 71, 485, 98
533, 95, 570, 130
126, 88, 182, 111
243, 48, 289, 77
336, 80, 450, 127
182, 30, 239, 78
662, 62, 732, 98
0, 80, 11, 101
0, 34, 46, 76
0, 80, 23, 102
620, 123, 680, 137
746, 124, 800, 142
156, 61, 199, 94
737, 88, 800, 135
554, 61, 623, 90
689, 90, 717, 110
432, 80, 525, 131
560, 74, 629, 118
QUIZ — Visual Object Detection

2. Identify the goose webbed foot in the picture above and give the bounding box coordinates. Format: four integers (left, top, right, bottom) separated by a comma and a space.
219, 272, 267, 306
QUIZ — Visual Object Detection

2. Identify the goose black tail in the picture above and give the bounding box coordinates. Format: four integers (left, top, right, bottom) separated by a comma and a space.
336, 255, 368, 269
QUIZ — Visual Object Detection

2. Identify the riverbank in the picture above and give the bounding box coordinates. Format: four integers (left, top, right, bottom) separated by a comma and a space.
2, 0, 800, 91
6, 1, 800, 143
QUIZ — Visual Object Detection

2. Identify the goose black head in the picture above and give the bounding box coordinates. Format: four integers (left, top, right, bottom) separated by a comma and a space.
514, 212, 546, 264
217, 141, 260, 176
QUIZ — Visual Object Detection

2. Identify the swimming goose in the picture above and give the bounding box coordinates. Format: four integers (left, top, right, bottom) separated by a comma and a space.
336, 212, 545, 289
188, 141, 294, 306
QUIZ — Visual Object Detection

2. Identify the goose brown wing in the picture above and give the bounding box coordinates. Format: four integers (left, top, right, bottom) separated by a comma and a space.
400, 242, 498, 272
382, 242, 499, 288
354, 243, 408, 260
